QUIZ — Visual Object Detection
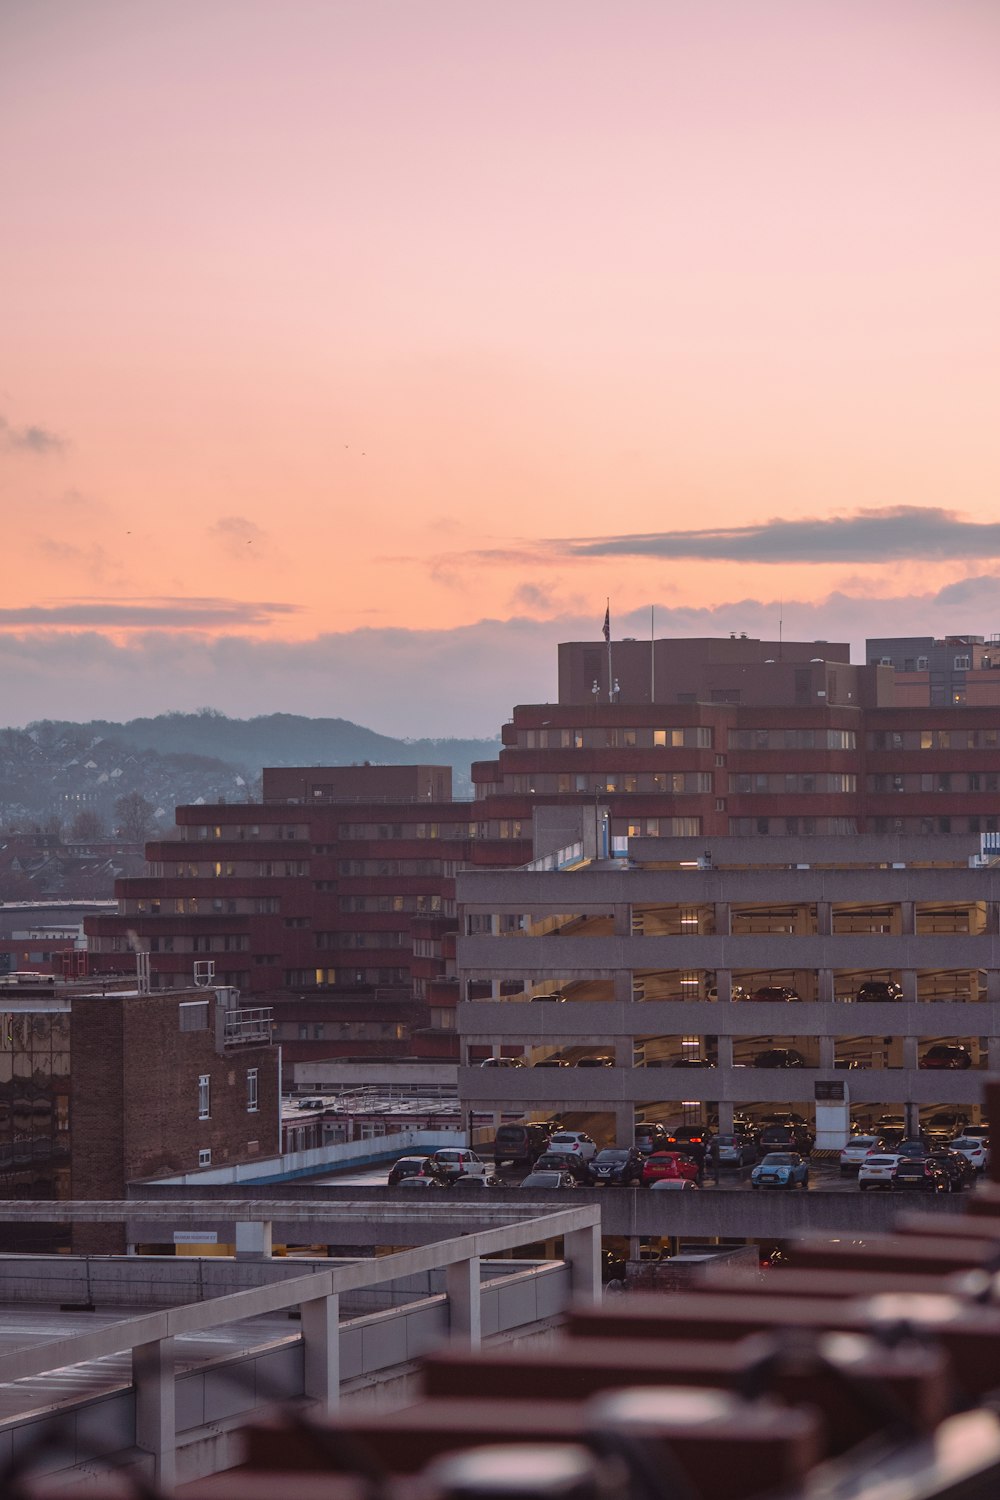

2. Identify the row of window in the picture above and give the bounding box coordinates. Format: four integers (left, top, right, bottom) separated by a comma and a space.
336, 859, 460, 876
518, 727, 714, 749
730, 773, 857, 794
159, 861, 310, 879
282, 967, 409, 987
316, 930, 409, 948
728, 817, 860, 835
869, 728, 1000, 750
337, 894, 449, 913
509, 773, 714, 796
869, 773, 1000, 793
727, 729, 857, 750
186, 825, 306, 841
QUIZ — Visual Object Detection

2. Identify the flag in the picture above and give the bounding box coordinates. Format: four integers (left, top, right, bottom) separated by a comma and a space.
602, 606, 610, 643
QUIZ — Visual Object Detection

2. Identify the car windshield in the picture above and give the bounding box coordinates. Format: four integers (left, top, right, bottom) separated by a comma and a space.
761, 1154, 797, 1165
847, 1138, 878, 1149
595, 1150, 628, 1162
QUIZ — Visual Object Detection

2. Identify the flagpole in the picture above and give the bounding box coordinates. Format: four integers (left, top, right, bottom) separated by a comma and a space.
605, 597, 612, 701
650, 605, 655, 704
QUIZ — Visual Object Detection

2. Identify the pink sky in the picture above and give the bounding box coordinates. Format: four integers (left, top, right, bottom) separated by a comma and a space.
3, 1, 999, 735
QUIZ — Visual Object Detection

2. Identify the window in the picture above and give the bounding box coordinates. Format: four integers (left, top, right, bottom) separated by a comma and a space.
246, 1068, 258, 1113
954, 655, 970, 670
198, 1149, 212, 1167
198, 1074, 211, 1120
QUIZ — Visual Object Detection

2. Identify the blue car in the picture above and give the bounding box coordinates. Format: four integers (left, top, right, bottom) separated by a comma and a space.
750, 1151, 809, 1189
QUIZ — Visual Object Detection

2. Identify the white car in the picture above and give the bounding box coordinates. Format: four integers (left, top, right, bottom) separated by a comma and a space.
547, 1130, 598, 1162
857, 1153, 901, 1190
839, 1135, 885, 1173
480, 1056, 526, 1068
425, 1148, 488, 1179
950, 1136, 990, 1172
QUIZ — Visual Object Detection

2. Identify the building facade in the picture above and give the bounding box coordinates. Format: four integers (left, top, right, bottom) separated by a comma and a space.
455, 833, 998, 1147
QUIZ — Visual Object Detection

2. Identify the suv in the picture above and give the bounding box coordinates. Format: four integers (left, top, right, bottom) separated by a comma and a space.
748, 986, 800, 1003
760, 1124, 813, 1155
493, 1122, 550, 1167
892, 1157, 950, 1193
663, 1125, 711, 1165
920, 1045, 973, 1070
753, 1048, 806, 1068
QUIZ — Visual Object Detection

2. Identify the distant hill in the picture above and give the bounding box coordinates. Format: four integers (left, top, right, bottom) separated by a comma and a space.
0, 713, 501, 833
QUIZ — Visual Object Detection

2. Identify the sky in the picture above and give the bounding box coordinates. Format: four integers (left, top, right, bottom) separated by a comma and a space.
3, 0, 999, 737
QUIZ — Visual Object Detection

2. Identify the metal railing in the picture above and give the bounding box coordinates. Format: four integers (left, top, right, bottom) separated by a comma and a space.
222, 1007, 273, 1044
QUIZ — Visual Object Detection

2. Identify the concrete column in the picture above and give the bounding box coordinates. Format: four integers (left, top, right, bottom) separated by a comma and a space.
564, 1222, 601, 1303
817, 969, 835, 1003
714, 972, 732, 1002
714, 903, 731, 936
818, 1035, 835, 1069
716, 1101, 734, 1133
301, 1292, 340, 1414
901, 971, 918, 1003
816, 902, 832, 937
900, 902, 915, 936
613, 904, 631, 936
716, 1035, 733, 1067
235, 1220, 272, 1261
615, 970, 634, 1003
446, 1255, 481, 1346
986, 904, 1000, 936
614, 1103, 633, 1144
902, 1036, 919, 1071
987, 970, 1000, 1006
134, 1338, 175, 1492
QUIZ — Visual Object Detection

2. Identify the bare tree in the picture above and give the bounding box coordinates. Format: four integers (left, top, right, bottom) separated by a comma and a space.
114, 791, 155, 842
69, 810, 106, 842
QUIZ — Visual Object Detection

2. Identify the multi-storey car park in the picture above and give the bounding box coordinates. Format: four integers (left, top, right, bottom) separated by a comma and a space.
455, 832, 1000, 1150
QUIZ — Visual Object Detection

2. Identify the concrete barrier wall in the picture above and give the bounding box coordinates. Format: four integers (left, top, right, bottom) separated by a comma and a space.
159, 1128, 467, 1188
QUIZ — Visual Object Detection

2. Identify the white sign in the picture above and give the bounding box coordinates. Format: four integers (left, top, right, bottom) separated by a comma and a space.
173, 1231, 218, 1245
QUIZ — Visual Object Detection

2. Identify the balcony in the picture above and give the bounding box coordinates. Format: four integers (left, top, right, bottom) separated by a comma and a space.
222, 1007, 273, 1046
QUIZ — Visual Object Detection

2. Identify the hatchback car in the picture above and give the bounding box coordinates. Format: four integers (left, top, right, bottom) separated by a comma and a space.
634, 1124, 669, 1155
920, 1044, 973, 1070
663, 1127, 711, 1165
753, 1048, 806, 1069
533, 1149, 591, 1181
857, 1154, 901, 1190
575, 1055, 614, 1068
950, 1136, 990, 1172
759, 1125, 813, 1156
750, 1152, 809, 1189
856, 980, 903, 1003
587, 1148, 644, 1186
425, 1148, 488, 1180
891, 1158, 950, 1193
480, 1056, 526, 1068
519, 1170, 578, 1189
923, 1110, 969, 1142
649, 1179, 700, 1192
748, 986, 801, 1003
533, 1056, 571, 1068
547, 1130, 598, 1161
387, 1155, 428, 1187
928, 1149, 976, 1190
839, 1135, 886, 1173
642, 1151, 700, 1186
714, 1133, 757, 1167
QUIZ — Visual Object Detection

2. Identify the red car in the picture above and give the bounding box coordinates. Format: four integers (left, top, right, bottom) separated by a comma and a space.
642, 1151, 700, 1186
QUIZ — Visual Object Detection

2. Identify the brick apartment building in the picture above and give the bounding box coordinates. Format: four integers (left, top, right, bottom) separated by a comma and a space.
0, 977, 277, 1251
85, 765, 531, 1062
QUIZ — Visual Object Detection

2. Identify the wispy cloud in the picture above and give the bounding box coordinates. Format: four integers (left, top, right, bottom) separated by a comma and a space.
0, 413, 67, 456
560, 507, 1000, 564
208, 515, 271, 560
0, 598, 298, 629
0, 577, 995, 736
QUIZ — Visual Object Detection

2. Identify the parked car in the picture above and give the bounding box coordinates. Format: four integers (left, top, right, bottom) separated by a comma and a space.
750, 1152, 810, 1189
492, 1123, 550, 1167
759, 1124, 813, 1155
642, 1151, 700, 1186
530, 992, 566, 1003
920, 1044, 973, 1070
533, 1149, 591, 1181
387, 1155, 428, 1187
839, 1135, 886, 1173
425, 1148, 488, 1180
480, 1056, 526, 1068
533, 1056, 571, 1068
856, 980, 903, 1003
575, 1055, 614, 1068
874, 1114, 907, 1144
950, 1136, 990, 1171
748, 986, 801, 1002
663, 1126, 711, 1165
857, 1153, 901, 1190
753, 1048, 806, 1069
519, 1170, 577, 1189
649, 1179, 700, 1192
923, 1110, 969, 1142
891, 1157, 950, 1193
894, 1138, 931, 1160
634, 1123, 669, 1155
670, 1057, 716, 1068
547, 1130, 598, 1161
963, 1123, 991, 1143
714, 1132, 757, 1167
708, 984, 747, 1001
397, 1175, 446, 1190
928, 1148, 976, 1190
588, 1147, 645, 1186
